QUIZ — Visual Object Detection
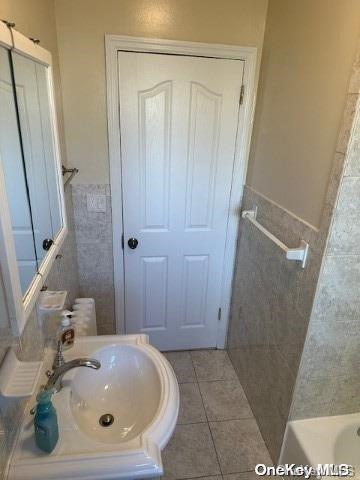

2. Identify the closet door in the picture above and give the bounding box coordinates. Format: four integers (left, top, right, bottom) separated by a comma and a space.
118, 52, 244, 350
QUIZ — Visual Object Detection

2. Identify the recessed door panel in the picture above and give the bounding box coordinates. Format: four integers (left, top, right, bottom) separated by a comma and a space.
139, 82, 171, 231
141, 256, 168, 330
181, 255, 209, 327
185, 83, 221, 230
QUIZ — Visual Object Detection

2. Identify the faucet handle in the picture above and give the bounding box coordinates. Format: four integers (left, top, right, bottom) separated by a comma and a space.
52, 340, 65, 370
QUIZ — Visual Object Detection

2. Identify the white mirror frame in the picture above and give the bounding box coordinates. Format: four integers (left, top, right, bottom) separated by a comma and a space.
0, 22, 67, 335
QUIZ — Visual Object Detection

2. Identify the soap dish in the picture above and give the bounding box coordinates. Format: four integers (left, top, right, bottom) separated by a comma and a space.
0, 349, 43, 399
38, 290, 67, 314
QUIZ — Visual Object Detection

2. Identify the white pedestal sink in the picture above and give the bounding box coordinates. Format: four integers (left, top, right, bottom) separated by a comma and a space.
8, 335, 179, 480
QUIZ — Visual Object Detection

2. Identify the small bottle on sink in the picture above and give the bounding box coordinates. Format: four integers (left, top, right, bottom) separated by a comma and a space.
34, 388, 59, 453
57, 310, 75, 350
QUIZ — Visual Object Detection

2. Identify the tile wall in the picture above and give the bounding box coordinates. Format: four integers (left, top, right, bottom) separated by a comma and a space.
227, 43, 360, 460
290, 80, 360, 419
71, 184, 115, 335
227, 186, 323, 461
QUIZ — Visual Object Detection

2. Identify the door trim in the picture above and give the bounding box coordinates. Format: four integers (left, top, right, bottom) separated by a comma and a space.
105, 35, 258, 348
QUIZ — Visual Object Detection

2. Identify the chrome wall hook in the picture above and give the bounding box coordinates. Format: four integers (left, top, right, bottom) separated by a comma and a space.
1, 20, 15, 28
62, 165, 79, 187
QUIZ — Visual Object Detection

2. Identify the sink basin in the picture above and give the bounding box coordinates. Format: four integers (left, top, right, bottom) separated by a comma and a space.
8, 335, 179, 480
70, 344, 162, 444
280, 413, 360, 479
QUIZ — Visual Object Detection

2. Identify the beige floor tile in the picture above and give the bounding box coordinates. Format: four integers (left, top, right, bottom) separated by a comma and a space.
191, 350, 238, 381
223, 473, 258, 480
178, 383, 207, 424
166, 477, 221, 480
185, 477, 222, 480
162, 423, 221, 479
209, 419, 272, 474
164, 351, 196, 383
223, 473, 277, 480
199, 380, 253, 421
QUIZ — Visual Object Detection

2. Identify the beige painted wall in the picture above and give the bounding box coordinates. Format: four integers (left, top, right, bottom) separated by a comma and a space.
247, 0, 360, 227
2, 0, 358, 227
54, 0, 269, 184
0, 0, 67, 164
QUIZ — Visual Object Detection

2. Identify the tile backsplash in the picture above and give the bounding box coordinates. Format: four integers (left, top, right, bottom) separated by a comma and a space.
72, 184, 115, 335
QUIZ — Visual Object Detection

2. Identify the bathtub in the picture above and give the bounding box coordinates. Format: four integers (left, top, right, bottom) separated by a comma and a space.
280, 413, 360, 479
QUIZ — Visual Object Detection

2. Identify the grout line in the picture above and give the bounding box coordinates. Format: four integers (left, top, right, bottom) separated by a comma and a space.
180, 475, 222, 480
190, 351, 224, 476
189, 350, 200, 384
225, 369, 273, 461
171, 351, 272, 477
178, 468, 257, 479
183, 475, 224, 479
177, 380, 199, 385
226, 352, 260, 417
197, 378, 247, 384
177, 415, 256, 427
205, 351, 272, 465
207, 418, 260, 426
177, 420, 209, 426
223, 468, 258, 476
206, 416, 256, 423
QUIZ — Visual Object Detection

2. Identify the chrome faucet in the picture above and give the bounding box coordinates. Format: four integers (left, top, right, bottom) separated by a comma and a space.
29, 344, 101, 415
45, 342, 101, 392
45, 357, 101, 392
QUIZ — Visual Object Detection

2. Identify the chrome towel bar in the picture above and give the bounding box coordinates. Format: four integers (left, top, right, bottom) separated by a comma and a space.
242, 207, 309, 268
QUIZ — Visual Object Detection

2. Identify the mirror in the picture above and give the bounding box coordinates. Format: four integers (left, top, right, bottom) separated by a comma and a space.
0, 22, 67, 334
0, 46, 38, 294
12, 51, 63, 266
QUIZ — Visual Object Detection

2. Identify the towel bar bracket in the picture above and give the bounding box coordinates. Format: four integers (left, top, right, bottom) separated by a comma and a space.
242, 207, 257, 219
286, 240, 309, 267
241, 208, 309, 268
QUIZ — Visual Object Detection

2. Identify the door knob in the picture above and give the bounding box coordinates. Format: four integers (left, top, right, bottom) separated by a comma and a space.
127, 238, 138, 249
42, 238, 54, 251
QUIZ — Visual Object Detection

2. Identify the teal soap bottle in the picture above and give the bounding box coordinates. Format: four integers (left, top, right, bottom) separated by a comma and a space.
34, 389, 59, 453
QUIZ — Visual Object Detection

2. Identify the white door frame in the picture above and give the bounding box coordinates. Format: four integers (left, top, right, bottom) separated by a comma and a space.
105, 35, 258, 348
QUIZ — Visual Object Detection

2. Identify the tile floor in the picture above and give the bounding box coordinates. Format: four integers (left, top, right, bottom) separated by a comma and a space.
161, 350, 272, 480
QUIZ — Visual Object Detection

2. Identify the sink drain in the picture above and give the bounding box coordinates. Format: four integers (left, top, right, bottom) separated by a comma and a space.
99, 414, 114, 427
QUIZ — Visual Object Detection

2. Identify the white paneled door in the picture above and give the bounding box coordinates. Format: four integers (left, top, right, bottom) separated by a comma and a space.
118, 51, 244, 350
